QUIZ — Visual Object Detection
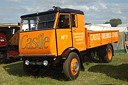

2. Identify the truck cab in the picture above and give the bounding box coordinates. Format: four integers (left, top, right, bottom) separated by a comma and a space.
20, 7, 86, 57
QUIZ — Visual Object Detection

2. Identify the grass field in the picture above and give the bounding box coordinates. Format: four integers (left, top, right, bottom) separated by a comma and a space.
0, 53, 128, 85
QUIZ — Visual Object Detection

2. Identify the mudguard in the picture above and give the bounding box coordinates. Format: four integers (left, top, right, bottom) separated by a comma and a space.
61, 47, 85, 71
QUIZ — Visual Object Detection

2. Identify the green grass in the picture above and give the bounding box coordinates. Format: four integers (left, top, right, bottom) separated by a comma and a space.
0, 53, 128, 85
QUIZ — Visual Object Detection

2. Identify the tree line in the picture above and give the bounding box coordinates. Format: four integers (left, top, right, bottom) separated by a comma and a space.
85, 18, 122, 27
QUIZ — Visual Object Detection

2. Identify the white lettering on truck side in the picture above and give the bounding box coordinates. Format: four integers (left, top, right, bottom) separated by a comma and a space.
90, 32, 114, 41
102, 33, 111, 39
90, 34, 100, 41
112, 32, 118, 37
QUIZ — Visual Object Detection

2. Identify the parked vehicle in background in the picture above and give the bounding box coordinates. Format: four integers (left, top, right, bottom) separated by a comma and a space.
0, 24, 20, 63
19, 7, 119, 80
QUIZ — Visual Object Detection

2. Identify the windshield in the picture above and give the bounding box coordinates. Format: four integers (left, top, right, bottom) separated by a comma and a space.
21, 13, 56, 32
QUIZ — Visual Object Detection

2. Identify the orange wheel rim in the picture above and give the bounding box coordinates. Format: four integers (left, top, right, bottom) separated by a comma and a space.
71, 58, 79, 75
108, 49, 112, 60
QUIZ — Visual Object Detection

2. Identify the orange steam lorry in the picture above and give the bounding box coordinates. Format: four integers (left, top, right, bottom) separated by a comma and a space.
19, 7, 119, 80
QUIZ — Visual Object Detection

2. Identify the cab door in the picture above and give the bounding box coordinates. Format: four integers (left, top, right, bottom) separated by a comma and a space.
71, 14, 86, 51
56, 13, 72, 56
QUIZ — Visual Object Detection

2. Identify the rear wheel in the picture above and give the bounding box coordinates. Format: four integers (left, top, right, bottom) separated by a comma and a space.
23, 60, 40, 76
103, 44, 113, 63
63, 52, 80, 80
97, 44, 113, 63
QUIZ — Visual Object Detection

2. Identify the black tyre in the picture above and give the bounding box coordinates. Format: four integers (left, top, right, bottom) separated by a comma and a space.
63, 52, 80, 80
103, 44, 113, 63
97, 44, 113, 63
23, 60, 40, 76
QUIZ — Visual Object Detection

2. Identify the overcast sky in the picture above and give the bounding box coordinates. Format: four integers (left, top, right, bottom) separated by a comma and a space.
0, 0, 128, 24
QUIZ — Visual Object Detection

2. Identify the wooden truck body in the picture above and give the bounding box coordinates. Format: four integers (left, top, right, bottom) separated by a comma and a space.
19, 7, 119, 80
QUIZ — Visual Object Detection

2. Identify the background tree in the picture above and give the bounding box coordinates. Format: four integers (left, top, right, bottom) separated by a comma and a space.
104, 18, 122, 27
104, 21, 110, 24
85, 22, 91, 25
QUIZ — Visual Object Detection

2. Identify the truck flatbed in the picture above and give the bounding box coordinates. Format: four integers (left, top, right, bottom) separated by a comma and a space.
87, 30, 119, 48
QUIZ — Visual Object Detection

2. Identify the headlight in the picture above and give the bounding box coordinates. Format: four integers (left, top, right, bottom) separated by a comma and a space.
25, 60, 30, 65
43, 60, 48, 66
0, 39, 4, 42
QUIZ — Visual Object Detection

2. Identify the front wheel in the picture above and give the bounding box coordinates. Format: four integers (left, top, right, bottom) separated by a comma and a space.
63, 52, 80, 80
23, 60, 40, 76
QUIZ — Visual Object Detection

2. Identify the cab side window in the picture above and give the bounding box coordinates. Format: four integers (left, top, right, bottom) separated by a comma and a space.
58, 15, 70, 28
71, 14, 76, 27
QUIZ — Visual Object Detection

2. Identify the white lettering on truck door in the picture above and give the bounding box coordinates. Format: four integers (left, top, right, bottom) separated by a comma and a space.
61, 35, 68, 40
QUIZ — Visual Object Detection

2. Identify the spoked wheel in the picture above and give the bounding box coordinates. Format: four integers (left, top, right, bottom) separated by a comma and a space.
63, 52, 80, 80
